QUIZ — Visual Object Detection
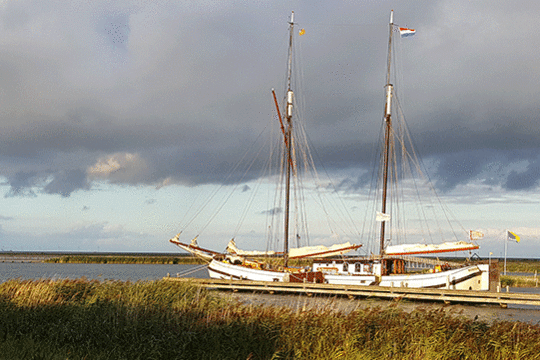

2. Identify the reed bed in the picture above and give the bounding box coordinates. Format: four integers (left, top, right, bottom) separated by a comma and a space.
502, 259, 540, 274
45, 255, 205, 265
501, 275, 539, 288
1, 279, 540, 359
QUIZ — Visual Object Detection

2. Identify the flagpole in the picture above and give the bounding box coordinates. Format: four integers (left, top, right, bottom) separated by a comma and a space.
504, 229, 508, 275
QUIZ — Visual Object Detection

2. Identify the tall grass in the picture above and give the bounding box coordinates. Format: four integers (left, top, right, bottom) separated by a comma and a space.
501, 275, 539, 288
503, 259, 540, 274
1, 279, 540, 359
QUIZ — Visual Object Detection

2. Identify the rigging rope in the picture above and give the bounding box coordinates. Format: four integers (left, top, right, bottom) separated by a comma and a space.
174, 264, 209, 277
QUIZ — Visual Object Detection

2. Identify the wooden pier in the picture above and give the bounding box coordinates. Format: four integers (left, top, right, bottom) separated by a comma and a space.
164, 276, 540, 308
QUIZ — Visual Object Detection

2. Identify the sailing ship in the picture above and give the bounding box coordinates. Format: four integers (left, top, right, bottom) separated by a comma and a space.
170, 11, 490, 290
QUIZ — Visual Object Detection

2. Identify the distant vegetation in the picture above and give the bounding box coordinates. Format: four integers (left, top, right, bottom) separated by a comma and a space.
43, 255, 540, 273
1, 279, 540, 359
45, 255, 205, 265
501, 259, 540, 274
500, 275, 539, 288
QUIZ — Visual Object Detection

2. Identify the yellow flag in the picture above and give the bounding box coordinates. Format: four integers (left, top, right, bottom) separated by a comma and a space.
299, 28, 305, 36
508, 231, 520, 243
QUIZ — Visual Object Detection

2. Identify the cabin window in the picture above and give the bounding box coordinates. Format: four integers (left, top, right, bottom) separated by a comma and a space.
354, 263, 361, 273
343, 262, 348, 272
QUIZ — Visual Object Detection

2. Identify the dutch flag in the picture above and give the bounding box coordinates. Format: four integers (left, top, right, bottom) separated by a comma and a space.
399, 27, 416, 37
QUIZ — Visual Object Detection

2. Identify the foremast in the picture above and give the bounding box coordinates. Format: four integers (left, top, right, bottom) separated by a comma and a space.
283, 11, 295, 268
379, 10, 395, 257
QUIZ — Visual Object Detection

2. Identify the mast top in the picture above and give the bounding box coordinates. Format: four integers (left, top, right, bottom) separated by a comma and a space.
290, 11, 294, 24
390, 10, 393, 25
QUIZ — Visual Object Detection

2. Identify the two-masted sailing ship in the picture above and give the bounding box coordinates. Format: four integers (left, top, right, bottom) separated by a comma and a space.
170, 11, 490, 291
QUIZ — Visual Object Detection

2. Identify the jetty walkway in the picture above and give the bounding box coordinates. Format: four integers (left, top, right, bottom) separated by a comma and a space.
164, 276, 540, 308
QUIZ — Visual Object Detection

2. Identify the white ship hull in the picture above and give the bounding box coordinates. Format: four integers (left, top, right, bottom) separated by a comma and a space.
325, 264, 489, 291
209, 259, 287, 282
208, 259, 490, 291
380, 264, 489, 290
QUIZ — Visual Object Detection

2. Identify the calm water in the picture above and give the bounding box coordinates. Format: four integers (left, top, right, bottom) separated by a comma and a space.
0, 262, 209, 282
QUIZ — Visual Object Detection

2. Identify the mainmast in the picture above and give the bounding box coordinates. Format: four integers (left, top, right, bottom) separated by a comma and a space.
283, 11, 295, 268
379, 10, 394, 256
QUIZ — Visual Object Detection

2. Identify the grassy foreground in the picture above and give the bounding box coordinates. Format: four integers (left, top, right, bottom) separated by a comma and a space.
1, 280, 540, 359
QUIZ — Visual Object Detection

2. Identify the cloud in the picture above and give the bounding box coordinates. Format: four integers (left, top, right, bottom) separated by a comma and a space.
0, 222, 163, 252
261, 207, 282, 216
43, 169, 90, 197
0, 0, 538, 201
5, 171, 40, 197
88, 152, 148, 183
505, 158, 540, 190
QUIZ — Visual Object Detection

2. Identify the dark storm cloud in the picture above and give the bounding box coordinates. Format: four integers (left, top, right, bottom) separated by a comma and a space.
0, 1, 539, 198
5, 169, 89, 198
433, 150, 492, 191
43, 169, 90, 197
505, 155, 540, 190
5, 171, 40, 197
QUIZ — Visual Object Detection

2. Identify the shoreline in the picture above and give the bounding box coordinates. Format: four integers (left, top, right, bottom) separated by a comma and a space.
2, 255, 540, 288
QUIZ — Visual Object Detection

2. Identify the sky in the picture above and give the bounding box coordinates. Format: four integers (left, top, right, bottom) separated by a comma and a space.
0, 0, 538, 259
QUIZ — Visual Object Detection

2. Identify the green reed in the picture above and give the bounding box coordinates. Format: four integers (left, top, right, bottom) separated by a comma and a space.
501, 275, 539, 288
502, 259, 540, 274
45, 255, 205, 265
1, 279, 540, 359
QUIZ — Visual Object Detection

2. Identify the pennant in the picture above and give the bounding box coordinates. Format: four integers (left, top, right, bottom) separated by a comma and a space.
507, 230, 520, 243
399, 27, 416, 37
299, 28, 305, 36
376, 211, 390, 222
469, 230, 484, 241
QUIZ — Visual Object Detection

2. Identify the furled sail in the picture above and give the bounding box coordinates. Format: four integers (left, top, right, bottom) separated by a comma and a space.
226, 239, 361, 259
385, 241, 479, 256
289, 242, 362, 259
226, 239, 277, 256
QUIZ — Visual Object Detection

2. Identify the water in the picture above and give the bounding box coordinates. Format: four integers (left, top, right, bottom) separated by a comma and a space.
2, 262, 540, 324
506, 272, 537, 276
0, 262, 209, 282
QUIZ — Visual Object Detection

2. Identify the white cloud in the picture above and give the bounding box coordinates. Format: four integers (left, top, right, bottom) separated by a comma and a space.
88, 152, 148, 183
